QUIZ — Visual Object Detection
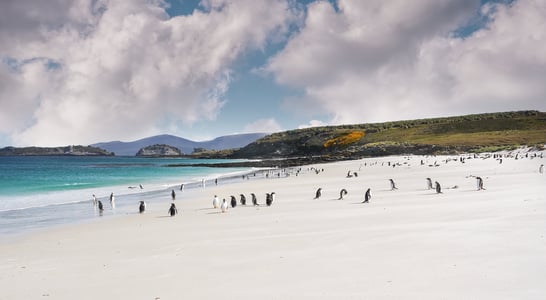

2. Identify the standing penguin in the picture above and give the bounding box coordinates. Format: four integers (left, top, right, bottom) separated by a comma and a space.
540, 164, 544, 174
109, 192, 115, 209
240, 194, 247, 205
266, 192, 276, 206
389, 179, 398, 190
230, 195, 237, 208
213, 195, 220, 208
168, 203, 178, 216
363, 188, 371, 203
221, 199, 228, 213
426, 178, 433, 190
139, 201, 146, 214
171, 189, 176, 201
476, 176, 485, 190
338, 189, 348, 200
314, 188, 322, 199
251, 193, 258, 206
435, 181, 442, 194
98, 200, 104, 212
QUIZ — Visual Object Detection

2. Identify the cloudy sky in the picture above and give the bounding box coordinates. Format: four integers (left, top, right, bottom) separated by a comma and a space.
1, 0, 545, 146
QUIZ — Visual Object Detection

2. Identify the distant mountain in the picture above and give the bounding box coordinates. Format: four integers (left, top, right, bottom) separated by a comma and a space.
91, 133, 268, 156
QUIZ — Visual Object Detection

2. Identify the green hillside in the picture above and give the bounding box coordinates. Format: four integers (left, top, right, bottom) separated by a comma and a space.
233, 111, 546, 158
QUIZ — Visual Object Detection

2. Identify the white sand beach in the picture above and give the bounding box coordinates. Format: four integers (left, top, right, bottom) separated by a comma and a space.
1, 152, 545, 299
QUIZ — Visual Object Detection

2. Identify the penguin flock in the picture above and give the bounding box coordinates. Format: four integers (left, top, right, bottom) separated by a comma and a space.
216, 192, 276, 213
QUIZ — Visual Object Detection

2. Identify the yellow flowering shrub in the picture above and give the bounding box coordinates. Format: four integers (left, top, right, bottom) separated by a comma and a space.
324, 131, 365, 148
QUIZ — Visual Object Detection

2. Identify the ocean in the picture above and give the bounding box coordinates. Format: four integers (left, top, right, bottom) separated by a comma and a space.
0, 156, 255, 237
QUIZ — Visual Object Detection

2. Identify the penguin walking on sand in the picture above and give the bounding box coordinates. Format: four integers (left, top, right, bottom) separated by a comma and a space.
98, 200, 104, 212
389, 179, 398, 191
363, 188, 371, 203
540, 164, 544, 174
435, 181, 442, 194
240, 194, 247, 205
168, 203, 178, 216
171, 190, 176, 201
139, 201, 146, 214
339, 189, 348, 200
251, 193, 258, 206
213, 195, 220, 208
476, 176, 485, 190
266, 192, 276, 206
230, 195, 237, 208
426, 178, 433, 190
221, 199, 228, 213
314, 188, 322, 199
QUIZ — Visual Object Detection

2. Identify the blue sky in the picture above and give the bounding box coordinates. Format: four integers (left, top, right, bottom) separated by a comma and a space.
0, 0, 544, 146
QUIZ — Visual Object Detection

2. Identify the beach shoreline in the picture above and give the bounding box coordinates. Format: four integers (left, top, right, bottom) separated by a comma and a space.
1, 152, 545, 299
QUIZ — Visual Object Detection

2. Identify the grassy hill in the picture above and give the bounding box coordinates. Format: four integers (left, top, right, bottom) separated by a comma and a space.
233, 111, 546, 159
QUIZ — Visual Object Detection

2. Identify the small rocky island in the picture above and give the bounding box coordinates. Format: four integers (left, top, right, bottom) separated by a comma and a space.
136, 144, 183, 157
0, 145, 114, 156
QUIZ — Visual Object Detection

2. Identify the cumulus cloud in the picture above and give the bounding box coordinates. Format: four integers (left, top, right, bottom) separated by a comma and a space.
243, 118, 283, 133
267, 0, 546, 124
0, 0, 297, 146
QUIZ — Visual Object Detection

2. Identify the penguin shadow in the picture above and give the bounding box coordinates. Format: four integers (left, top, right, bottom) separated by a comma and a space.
195, 207, 217, 211
156, 215, 175, 218
206, 211, 223, 215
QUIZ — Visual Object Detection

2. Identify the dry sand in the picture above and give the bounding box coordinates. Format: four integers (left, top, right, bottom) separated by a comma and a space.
1, 153, 545, 299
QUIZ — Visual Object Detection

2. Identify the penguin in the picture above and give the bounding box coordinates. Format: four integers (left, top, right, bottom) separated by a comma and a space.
171, 189, 176, 200
314, 188, 322, 199
213, 195, 220, 208
109, 192, 115, 209
363, 188, 371, 203
389, 179, 398, 190
426, 178, 433, 190
221, 198, 228, 213
540, 164, 544, 174
240, 194, 247, 205
139, 201, 146, 214
338, 189, 348, 200
435, 181, 442, 194
168, 203, 178, 216
251, 193, 258, 206
230, 195, 237, 208
476, 176, 485, 190
92, 194, 97, 206
266, 192, 276, 206
98, 200, 104, 211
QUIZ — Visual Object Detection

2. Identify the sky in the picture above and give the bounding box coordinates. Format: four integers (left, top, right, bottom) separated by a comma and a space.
1, 0, 545, 147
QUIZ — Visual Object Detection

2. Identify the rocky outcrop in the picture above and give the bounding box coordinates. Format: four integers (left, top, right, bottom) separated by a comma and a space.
0, 145, 114, 156
135, 144, 182, 157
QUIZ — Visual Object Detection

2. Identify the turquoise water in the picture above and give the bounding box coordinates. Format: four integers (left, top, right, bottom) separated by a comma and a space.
0, 156, 253, 236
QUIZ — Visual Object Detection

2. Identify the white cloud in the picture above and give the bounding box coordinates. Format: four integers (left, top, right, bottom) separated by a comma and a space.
243, 118, 283, 133
0, 0, 298, 146
267, 0, 546, 124
298, 119, 328, 129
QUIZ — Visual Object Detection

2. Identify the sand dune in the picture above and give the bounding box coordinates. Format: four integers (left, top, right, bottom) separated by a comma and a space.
1, 153, 545, 299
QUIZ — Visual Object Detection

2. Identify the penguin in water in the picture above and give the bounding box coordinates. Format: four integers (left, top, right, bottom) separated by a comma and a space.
213, 195, 220, 208
251, 193, 258, 206
139, 201, 146, 214
389, 179, 398, 190
426, 178, 433, 190
230, 195, 237, 208
476, 176, 485, 190
314, 188, 322, 199
363, 188, 371, 203
92, 194, 97, 207
338, 189, 348, 200
220, 198, 228, 213
168, 203, 178, 216
435, 181, 442, 194
240, 194, 247, 205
